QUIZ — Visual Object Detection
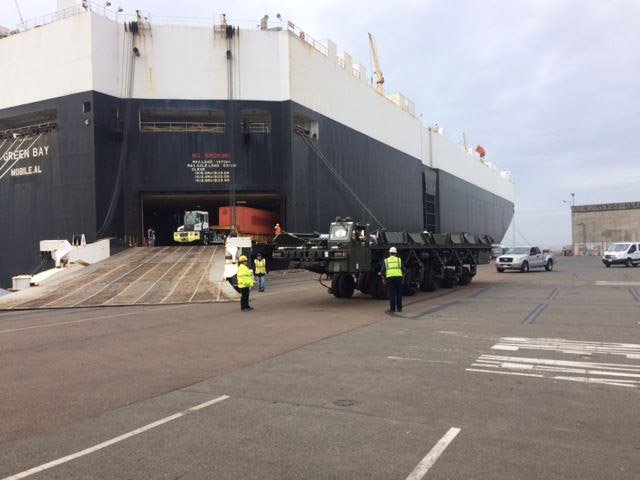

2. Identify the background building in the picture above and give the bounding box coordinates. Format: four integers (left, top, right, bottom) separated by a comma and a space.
571, 202, 640, 255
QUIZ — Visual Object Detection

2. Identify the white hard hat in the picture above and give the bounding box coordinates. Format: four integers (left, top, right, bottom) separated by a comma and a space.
389, 247, 397, 254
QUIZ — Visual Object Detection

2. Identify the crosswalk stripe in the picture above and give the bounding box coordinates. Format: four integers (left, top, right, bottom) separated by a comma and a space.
470, 337, 640, 389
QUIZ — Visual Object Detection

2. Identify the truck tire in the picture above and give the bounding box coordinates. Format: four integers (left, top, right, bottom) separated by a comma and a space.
331, 274, 342, 297
420, 267, 439, 292
496, 268, 504, 273
202, 233, 209, 246
338, 274, 355, 298
357, 273, 371, 294
520, 261, 529, 273
604, 262, 611, 268
626, 258, 633, 268
458, 267, 472, 285
441, 269, 457, 288
544, 259, 553, 271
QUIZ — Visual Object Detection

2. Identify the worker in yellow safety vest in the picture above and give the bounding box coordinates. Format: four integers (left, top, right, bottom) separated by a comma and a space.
254, 253, 267, 292
237, 255, 255, 311
381, 247, 404, 313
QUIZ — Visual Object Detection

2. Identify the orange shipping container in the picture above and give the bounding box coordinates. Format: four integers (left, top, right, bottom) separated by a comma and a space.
218, 206, 279, 235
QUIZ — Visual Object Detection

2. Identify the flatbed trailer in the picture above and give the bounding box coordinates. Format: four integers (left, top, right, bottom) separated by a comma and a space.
272, 218, 492, 299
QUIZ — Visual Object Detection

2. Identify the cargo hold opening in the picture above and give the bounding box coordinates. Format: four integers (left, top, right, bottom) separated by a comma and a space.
141, 192, 282, 246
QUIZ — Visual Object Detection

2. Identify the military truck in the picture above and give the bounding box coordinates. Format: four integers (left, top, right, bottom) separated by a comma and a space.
272, 218, 492, 299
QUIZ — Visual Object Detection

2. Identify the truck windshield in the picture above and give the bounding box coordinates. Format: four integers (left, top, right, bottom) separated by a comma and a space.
607, 243, 630, 252
184, 212, 199, 226
505, 247, 530, 255
329, 223, 351, 241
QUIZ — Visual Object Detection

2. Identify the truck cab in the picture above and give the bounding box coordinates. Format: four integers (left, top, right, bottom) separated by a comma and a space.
326, 220, 371, 273
174, 211, 210, 244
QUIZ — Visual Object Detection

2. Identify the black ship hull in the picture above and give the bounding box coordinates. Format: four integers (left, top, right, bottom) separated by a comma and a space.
0, 91, 514, 287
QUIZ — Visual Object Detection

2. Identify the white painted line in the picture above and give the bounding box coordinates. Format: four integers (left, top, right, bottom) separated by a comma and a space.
478, 355, 640, 372
405, 427, 461, 480
387, 356, 455, 364
553, 376, 638, 388
0, 304, 190, 335
491, 345, 519, 351
595, 281, 640, 286
466, 368, 544, 378
1, 395, 229, 480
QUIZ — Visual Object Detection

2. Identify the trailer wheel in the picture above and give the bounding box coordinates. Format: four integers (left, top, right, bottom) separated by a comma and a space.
403, 282, 418, 296
420, 267, 439, 292
458, 267, 472, 286
338, 274, 356, 298
369, 275, 387, 299
441, 269, 457, 288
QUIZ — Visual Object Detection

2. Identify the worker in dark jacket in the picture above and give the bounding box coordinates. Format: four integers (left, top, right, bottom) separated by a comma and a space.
381, 247, 403, 313
237, 255, 255, 311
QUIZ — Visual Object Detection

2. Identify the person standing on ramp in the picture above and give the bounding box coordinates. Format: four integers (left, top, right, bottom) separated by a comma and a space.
254, 253, 267, 292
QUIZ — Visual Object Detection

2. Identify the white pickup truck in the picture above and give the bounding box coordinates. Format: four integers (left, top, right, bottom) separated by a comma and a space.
496, 246, 554, 273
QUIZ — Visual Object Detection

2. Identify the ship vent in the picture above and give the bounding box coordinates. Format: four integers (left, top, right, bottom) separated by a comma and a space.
0, 109, 57, 139
139, 108, 225, 133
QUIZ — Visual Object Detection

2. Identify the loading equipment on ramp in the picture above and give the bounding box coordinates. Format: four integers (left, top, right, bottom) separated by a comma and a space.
272, 218, 492, 299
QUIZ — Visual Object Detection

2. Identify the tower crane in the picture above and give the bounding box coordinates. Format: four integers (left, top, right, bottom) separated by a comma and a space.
368, 32, 385, 94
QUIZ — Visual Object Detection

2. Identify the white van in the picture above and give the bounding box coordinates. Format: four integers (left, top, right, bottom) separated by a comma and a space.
602, 242, 640, 268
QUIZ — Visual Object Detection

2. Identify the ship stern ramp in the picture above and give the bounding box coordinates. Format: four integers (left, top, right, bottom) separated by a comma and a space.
0, 246, 238, 310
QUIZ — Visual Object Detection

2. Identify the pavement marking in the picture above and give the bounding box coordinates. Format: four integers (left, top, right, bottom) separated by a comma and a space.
0, 304, 190, 335
522, 303, 548, 324
547, 288, 560, 300
410, 301, 461, 319
629, 288, 640, 304
467, 286, 492, 298
1, 395, 229, 480
405, 427, 461, 480
387, 356, 455, 364
595, 281, 640, 286
490, 337, 640, 359
470, 337, 640, 389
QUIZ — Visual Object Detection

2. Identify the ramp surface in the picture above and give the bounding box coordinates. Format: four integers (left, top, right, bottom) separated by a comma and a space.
0, 246, 237, 310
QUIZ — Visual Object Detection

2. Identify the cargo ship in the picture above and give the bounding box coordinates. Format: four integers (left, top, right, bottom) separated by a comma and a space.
0, 1, 514, 287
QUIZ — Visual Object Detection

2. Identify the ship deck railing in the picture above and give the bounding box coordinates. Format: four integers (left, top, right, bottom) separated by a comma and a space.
139, 121, 225, 134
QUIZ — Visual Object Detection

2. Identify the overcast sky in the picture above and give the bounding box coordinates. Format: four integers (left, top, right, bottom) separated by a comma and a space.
3, 1, 639, 247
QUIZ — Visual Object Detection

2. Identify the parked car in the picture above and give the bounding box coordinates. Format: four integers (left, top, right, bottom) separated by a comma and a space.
496, 246, 554, 273
602, 242, 640, 268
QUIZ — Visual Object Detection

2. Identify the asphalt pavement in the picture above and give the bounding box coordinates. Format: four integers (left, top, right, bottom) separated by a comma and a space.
1, 257, 639, 479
